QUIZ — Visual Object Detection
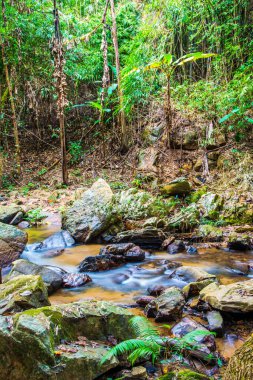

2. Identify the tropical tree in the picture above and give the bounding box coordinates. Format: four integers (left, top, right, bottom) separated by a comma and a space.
143, 52, 216, 146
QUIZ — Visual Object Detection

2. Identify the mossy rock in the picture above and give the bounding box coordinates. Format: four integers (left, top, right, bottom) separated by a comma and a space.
161, 177, 191, 196
0, 274, 50, 314
0, 205, 23, 224
197, 225, 223, 241
0, 300, 135, 380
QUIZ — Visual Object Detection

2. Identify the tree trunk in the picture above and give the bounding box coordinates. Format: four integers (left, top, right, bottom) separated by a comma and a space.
53, 0, 68, 184
1, 0, 21, 175
165, 75, 172, 148
109, 0, 128, 152
100, 0, 110, 158
224, 335, 253, 380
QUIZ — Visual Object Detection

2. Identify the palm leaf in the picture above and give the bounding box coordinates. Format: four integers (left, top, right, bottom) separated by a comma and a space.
175, 52, 216, 66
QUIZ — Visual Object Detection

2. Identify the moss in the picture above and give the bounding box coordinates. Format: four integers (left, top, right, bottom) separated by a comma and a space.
158, 370, 209, 380
188, 186, 208, 203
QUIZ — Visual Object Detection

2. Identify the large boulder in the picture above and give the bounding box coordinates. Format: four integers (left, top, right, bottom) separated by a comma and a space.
200, 279, 253, 312
0, 300, 134, 380
161, 177, 191, 196
0, 222, 28, 267
0, 205, 23, 225
62, 179, 117, 243
145, 287, 185, 322
0, 274, 50, 314
224, 334, 253, 380
7, 259, 63, 294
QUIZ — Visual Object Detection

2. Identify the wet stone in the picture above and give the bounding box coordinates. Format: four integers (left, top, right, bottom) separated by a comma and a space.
136, 296, 155, 307
167, 240, 186, 254
62, 273, 92, 288
206, 310, 224, 337
147, 285, 166, 296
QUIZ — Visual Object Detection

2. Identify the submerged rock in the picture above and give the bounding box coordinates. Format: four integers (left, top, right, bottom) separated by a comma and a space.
100, 243, 146, 261
0, 300, 134, 380
62, 273, 92, 288
200, 279, 253, 312
167, 240, 185, 254
7, 259, 63, 295
145, 287, 185, 322
32, 230, 75, 250
0, 222, 28, 267
0, 274, 50, 314
62, 179, 116, 243
172, 266, 217, 284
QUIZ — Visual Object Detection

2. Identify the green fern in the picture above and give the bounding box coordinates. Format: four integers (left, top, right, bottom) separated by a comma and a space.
101, 316, 161, 366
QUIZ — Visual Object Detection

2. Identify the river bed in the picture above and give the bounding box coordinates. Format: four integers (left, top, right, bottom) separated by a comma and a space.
21, 214, 253, 362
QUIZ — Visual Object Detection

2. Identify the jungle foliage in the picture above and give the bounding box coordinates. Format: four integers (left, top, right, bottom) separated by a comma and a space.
0, 0, 252, 178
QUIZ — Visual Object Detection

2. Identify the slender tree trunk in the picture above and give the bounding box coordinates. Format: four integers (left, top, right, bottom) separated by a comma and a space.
53, 0, 68, 184
1, 0, 21, 175
109, 0, 128, 152
100, 0, 110, 158
165, 75, 172, 148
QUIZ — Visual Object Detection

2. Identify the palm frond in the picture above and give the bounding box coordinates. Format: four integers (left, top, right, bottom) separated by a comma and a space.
128, 346, 160, 365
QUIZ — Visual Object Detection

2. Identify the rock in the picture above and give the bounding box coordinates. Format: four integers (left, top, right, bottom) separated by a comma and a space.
167, 240, 185, 254
41, 249, 64, 258
62, 179, 116, 243
100, 243, 146, 262
229, 261, 250, 275
62, 273, 92, 288
172, 266, 217, 284
145, 287, 185, 322
0, 205, 23, 224
0, 300, 134, 379
111, 227, 166, 249
100, 243, 135, 255
221, 197, 253, 225
147, 285, 166, 296
162, 236, 175, 249
138, 147, 158, 177
7, 259, 63, 294
224, 334, 253, 380
194, 158, 203, 172
167, 204, 200, 232
197, 192, 223, 219
227, 234, 252, 251
143, 121, 164, 143
196, 225, 223, 242
170, 124, 199, 150
186, 245, 199, 255
161, 177, 191, 196
18, 221, 30, 229
0, 222, 28, 267
79, 255, 125, 272
124, 246, 146, 262
0, 274, 50, 314
206, 310, 224, 337
200, 279, 253, 312
115, 188, 166, 220
171, 317, 216, 352
32, 230, 75, 250
136, 296, 155, 307
120, 366, 148, 379
183, 279, 215, 299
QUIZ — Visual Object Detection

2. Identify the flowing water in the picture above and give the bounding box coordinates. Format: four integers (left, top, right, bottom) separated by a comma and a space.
21, 214, 253, 360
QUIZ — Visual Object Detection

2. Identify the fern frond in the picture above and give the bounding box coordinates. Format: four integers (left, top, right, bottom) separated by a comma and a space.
181, 329, 215, 345
101, 338, 159, 364
128, 346, 160, 365
130, 316, 160, 338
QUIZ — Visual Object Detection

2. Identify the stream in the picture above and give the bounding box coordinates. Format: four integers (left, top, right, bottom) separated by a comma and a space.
21, 214, 253, 362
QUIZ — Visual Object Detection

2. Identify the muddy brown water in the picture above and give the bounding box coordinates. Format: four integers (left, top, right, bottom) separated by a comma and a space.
21, 214, 253, 361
